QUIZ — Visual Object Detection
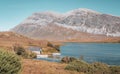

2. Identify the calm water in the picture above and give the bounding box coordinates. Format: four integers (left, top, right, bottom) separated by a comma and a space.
60, 43, 120, 65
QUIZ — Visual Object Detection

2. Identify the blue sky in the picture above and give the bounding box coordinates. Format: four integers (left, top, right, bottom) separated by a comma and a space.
0, 0, 120, 31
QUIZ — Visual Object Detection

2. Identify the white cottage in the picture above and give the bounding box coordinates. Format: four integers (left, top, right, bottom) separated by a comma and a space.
28, 46, 42, 54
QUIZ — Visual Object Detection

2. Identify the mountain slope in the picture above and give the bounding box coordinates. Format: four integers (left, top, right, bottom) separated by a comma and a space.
11, 8, 120, 42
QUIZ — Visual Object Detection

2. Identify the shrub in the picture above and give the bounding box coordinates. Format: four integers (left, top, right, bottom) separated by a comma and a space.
13, 45, 36, 59
47, 42, 60, 51
29, 52, 37, 58
64, 57, 111, 74
61, 56, 78, 63
0, 49, 21, 74
91, 62, 111, 74
65, 60, 92, 73
47, 42, 53, 47
54, 45, 60, 51
14, 45, 28, 58
109, 66, 120, 74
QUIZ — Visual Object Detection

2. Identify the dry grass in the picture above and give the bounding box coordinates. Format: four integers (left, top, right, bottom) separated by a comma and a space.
0, 32, 82, 74
0, 32, 49, 48
0, 32, 58, 54
22, 59, 83, 74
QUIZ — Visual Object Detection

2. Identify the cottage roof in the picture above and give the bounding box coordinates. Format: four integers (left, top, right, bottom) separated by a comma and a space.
28, 46, 42, 51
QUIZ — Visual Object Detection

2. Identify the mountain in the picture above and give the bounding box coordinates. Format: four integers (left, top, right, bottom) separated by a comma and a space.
11, 8, 120, 42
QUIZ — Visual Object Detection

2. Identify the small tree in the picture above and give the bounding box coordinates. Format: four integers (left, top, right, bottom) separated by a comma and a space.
13, 45, 28, 58
13, 44, 36, 58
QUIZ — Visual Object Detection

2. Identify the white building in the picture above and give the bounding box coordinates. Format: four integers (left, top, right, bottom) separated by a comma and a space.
28, 46, 42, 54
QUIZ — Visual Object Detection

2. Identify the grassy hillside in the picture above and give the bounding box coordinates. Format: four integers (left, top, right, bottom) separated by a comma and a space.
22, 59, 83, 74
0, 32, 59, 54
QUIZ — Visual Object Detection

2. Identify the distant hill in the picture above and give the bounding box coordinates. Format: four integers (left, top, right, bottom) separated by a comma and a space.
11, 8, 120, 42
0, 32, 48, 48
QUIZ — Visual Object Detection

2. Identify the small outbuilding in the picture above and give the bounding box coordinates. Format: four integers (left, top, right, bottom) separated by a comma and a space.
28, 46, 42, 54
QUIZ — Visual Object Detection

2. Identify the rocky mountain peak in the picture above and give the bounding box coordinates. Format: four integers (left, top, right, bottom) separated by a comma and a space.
66, 8, 101, 15
11, 8, 120, 41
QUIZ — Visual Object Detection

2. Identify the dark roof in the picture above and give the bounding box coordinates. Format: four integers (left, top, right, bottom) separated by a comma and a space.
28, 46, 42, 51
